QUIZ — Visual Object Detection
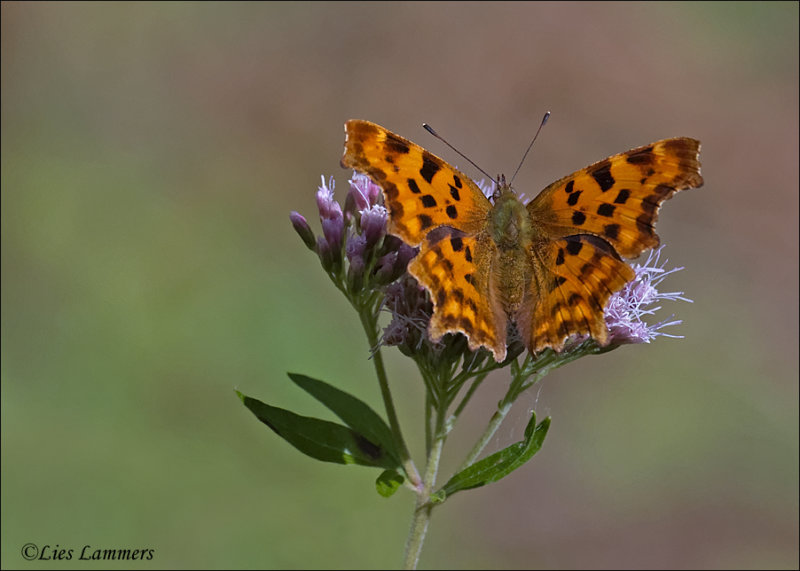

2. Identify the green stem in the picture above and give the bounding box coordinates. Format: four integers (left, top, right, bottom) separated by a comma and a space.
456, 398, 515, 472
359, 310, 421, 487
424, 392, 433, 456
456, 354, 545, 471
402, 405, 447, 569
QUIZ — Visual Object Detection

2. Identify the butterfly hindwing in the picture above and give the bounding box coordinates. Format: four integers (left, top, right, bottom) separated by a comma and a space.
517, 235, 635, 353
409, 227, 507, 361
341, 120, 492, 245
527, 138, 703, 259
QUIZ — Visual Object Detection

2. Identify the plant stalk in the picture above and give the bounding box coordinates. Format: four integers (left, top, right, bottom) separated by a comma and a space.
402, 404, 447, 569
359, 310, 421, 487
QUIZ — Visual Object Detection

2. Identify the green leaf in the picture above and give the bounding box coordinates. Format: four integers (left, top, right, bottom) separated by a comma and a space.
237, 391, 400, 470
435, 413, 551, 501
287, 373, 400, 465
375, 470, 404, 498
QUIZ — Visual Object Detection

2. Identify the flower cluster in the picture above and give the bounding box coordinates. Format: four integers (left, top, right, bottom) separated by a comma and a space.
290, 174, 415, 305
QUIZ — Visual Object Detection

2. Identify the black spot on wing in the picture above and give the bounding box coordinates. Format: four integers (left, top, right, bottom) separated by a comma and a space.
421, 195, 437, 208
389, 202, 404, 219
572, 211, 586, 226
567, 190, 582, 206
592, 160, 615, 192
597, 203, 615, 217
626, 146, 653, 165
385, 134, 410, 154
408, 178, 422, 194
440, 256, 454, 273
420, 153, 441, 184
383, 181, 399, 200
566, 240, 583, 256
446, 205, 458, 219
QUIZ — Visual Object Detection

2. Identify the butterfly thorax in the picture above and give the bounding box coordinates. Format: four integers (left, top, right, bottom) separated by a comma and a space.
488, 181, 537, 314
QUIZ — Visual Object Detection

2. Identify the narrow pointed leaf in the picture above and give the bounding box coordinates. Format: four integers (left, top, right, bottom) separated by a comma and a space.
375, 470, 404, 498
287, 373, 400, 465
237, 391, 399, 470
435, 413, 551, 502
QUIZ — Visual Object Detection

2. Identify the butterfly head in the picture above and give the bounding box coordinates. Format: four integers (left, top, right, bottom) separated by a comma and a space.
491, 174, 516, 202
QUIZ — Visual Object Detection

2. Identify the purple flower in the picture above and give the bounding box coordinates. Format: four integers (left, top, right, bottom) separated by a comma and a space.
290, 211, 316, 250
315, 235, 335, 271
381, 277, 433, 354
604, 246, 691, 345
360, 204, 388, 249
348, 173, 383, 209
316, 176, 344, 253
346, 233, 367, 275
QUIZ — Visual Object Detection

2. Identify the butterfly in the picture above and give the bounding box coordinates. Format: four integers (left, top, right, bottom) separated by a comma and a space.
341, 120, 703, 362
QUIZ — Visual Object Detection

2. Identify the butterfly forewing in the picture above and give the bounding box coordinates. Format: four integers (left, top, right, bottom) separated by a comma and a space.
527, 138, 703, 259
341, 120, 492, 246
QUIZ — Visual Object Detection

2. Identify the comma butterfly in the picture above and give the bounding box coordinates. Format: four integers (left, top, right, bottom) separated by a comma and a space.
341, 120, 703, 362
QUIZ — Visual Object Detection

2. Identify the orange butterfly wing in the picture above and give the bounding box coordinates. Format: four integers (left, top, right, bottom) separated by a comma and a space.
516, 235, 635, 353
527, 138, 703, 258
341, 120, 508, 360
341, 120, 491, 244
517, 138, 704, 353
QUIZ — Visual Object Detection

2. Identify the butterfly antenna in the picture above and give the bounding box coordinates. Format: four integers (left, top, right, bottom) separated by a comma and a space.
510, 111, 550, 184
423, 123, 496, 185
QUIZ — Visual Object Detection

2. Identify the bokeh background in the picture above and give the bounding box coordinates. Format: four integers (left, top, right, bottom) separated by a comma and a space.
2, 2, 797, 569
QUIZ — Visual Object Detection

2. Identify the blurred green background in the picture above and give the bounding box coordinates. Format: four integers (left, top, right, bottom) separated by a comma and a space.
2, 2, 797, 569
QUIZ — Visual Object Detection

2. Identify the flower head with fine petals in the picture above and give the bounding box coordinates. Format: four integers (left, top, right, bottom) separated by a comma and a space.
604, 246, 692, 345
